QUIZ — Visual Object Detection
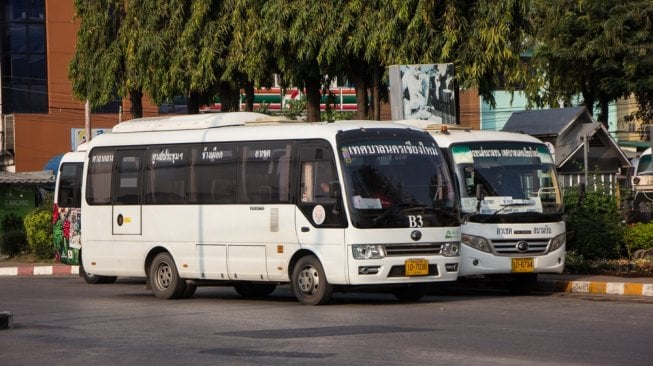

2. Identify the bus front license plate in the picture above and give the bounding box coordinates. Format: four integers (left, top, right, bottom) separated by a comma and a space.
512, 258, 534, 273
405, 259, 429, 276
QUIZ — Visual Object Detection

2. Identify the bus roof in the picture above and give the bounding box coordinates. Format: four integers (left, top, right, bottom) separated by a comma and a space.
89, 116, 424, 149
111, 112, 286, 133
395, 120, 545, 148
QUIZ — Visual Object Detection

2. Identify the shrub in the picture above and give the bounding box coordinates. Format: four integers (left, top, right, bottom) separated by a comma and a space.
622, 222, 653, 255
1, 213, 27, 256
1, 229, 27, 256
563, 184, 625, 260
23, 208, 53, 259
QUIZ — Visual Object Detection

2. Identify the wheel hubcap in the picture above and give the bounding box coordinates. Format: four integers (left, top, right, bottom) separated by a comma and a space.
156, 262, 172, 289
297, 265, 320, 294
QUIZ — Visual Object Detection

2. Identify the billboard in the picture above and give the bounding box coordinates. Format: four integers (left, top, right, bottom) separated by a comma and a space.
389, 63, 457, 123
70, 128, 108, 151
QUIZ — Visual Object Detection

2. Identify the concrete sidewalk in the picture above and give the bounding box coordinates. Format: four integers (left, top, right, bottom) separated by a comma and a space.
1, 261, 652, 298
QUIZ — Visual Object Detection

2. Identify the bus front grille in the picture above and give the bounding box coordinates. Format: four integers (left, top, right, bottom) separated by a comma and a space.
491, 239, 549, 256
384, 243, 442, 256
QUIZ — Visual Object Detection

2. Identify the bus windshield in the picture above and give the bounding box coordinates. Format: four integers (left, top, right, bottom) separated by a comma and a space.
450, 141, 562, 216
337, 128, 458, 228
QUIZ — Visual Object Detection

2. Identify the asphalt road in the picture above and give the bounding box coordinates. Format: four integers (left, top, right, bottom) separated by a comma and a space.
0, 276, 651, 366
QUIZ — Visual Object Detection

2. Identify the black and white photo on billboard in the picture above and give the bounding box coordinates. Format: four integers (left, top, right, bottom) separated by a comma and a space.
390, 63, 456, 123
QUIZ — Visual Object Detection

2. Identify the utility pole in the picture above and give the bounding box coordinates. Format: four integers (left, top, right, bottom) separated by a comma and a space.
85, 100, 91, 143
583, 134, 589, 186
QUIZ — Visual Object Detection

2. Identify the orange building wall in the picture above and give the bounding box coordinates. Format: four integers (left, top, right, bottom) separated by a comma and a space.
14, 0, 158, 172
458, 89, 480, 130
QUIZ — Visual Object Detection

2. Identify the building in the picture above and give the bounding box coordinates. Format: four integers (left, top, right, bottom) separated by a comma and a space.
0, 0, 158, 174
502, 106, 632, 190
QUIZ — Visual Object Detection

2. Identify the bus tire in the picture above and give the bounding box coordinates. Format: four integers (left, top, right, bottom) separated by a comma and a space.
79, 254, 117, 284
234, 284, 277, 298
392, 284, 427, 302
149, 252, 186, 299
291, 255, 333, 305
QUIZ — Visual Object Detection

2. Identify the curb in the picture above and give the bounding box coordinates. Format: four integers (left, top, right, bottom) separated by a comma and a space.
2, 265, 652, 298
0, 265, 79, 277
539, 278, 653, 297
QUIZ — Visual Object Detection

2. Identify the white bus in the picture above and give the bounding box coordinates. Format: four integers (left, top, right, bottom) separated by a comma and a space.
399, 121, 565, 292
81, 113, 461, 304
53, 144, 118, 284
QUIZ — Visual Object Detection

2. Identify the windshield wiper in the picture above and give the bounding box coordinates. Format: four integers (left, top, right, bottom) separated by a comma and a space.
492, 201, 533, 215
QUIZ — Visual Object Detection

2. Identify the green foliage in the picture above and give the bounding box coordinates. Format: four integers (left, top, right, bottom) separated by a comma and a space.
281, 97, 307, 120
23, 208, 54, 259
623, 223, 653, 254
324, 111, 356, 122
1, 213, 27, 256
1, 230, 28, 256
2, 212, 23, 232
69, 0, 124, 108
565, 251, 653, 275
526, 0, 653, 122
563, 185, 625, 260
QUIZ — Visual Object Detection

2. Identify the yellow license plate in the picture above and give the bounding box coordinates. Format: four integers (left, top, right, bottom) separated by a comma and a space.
405, 259, 429, 276
512, 258, 534, 273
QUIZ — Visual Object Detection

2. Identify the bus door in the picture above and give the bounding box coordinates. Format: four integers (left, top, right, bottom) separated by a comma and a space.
295, 141, 347, 272
112, 149, 145, 235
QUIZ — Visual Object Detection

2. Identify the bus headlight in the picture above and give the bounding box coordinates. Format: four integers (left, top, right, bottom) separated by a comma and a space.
549, 233, 566, 252
352, 244, 386, 260
441, 242, 460, 257
461, 234, 491, 253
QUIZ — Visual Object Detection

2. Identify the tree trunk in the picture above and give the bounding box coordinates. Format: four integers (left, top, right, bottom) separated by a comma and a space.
244, 80, 255, 112
372, 64, 382, 120
129, 88, 143, 119
598, 98, 610, 128
218, 82, 242, 112
187, 91, 200, 114
350, 61, 368, 120
305, 76, 322, 122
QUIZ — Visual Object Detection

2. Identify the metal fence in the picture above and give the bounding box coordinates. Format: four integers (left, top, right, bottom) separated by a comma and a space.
559, 173, 620, 194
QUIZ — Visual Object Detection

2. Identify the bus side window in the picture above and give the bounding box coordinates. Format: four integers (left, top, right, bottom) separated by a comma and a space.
113, 152, 144, 205
239, 141, 291, 204
58, 163, 83, 208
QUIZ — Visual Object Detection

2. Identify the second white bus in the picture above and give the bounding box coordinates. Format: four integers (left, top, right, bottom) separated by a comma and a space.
400, 121, 565, 292
81, 113, 461, 304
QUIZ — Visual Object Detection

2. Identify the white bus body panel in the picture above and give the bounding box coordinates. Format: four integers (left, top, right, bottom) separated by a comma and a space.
459, 221, 565, 276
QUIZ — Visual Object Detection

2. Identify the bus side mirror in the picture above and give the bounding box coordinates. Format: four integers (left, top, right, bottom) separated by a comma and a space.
475, 184, 484, 212
475, 183, 484, 201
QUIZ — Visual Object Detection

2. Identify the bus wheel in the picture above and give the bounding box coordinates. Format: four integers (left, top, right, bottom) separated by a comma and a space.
392, 284, 427, 302
149, 252, 186, 299
234, 284, 277, 298
291, 255, 333, 305
79, 254, 117, 284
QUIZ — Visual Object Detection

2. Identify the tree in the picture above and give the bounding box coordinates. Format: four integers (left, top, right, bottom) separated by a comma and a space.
526, 0, 638, 125
387, 0, 531, 108
262, 1, 337, 122
69, 0, 124, 110
222, 0, 278, 112
606, 1, 653, 123
321, 1, 387, 120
